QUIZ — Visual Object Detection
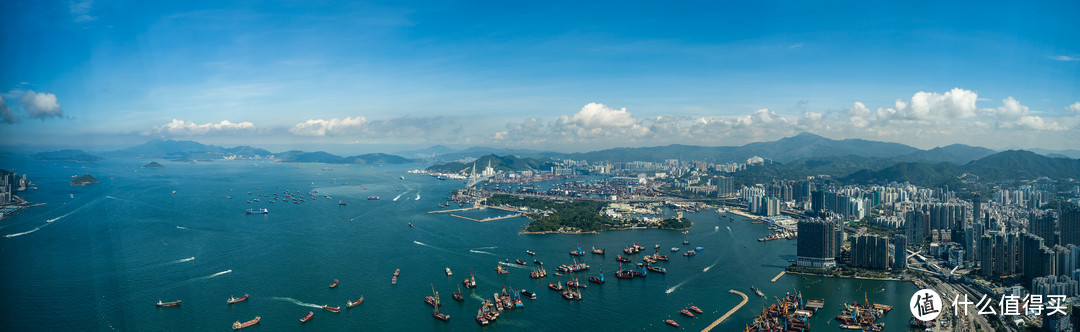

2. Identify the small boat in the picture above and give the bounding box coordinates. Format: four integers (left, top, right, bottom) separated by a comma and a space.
347, 296, 364, 307
521, 289, 537, 300
548, 281, 563, 291
526, 250, 536, 256
156, 300, 181, 307
244, 208, 268, 214
329, 279, 339, 288
368, 196, 380, 200
300, 311, 313, 323
338, 200, 347, 205
591, 247, 605, 255
446, 267, 453, 276
322, 305, 340, 313
655, 244, 661, 249
647, 266, 666, 273
432, 309, 450, 321
227, 294, 248, 304
615, 255, 631, 263
684, 250, 696, 256
452, 286, 465, 302
683, 240, 690, 245
515, 259, 526, 265
665, 319, 679, 327
394, 269, 401, 276
495, 264, 509, 274
690, 305, 703, 314
671, 247, 680, 252
695, 247, 704, 251
680, 309, 694, 317
751, 285, 764, 297
391, 275, 397, 284
232, 316, 260, 330
408, 223, 413, 227
533, 259, 543, 265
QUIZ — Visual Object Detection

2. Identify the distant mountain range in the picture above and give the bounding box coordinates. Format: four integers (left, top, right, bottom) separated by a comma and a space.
32, 149, 102, 162
100, 139, 274, 160
273, 151, 411, 164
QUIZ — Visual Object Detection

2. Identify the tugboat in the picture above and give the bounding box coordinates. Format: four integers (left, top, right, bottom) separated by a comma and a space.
591, 247, 606, 255
665, 319, 679, 327
227, 294, 249, 304
300, 311, 313, 323
156, 300, 181, 307
329, 279, 339, 288
347, 296, 364, 308
232, 316, 260, 330
322, 305, 340, 313
680, 309, 695, 317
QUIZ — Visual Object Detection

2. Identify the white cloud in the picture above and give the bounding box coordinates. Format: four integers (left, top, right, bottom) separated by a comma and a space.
1051, 55, 1079, 62
69, 0, 96, 22
19, 90, 63, 119
145, 119, 256, 136
892, 88, 978, 120
991, 97, 1030, 120
0, 98, 17, 124
552, 103, 650, 138
1067, 102, 1080, 115
289, 116, 368, 136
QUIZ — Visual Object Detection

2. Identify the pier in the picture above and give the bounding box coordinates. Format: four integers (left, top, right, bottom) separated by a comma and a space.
701, 290, 748, 332
448, 213, 523, 223
427, 206, 479, 214
770, 271, 785, 282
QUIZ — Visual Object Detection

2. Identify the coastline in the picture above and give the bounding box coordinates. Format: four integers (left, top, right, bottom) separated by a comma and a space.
520, 225, 691, 235
784, 269, 905, 282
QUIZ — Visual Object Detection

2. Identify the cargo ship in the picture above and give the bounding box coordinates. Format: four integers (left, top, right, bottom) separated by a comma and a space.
665, 319, 679, 327
615, 255, 631, 262
226, 294, 248, 304
515, 259, 526, 265
322, 305, 340, 313
347, 296, 364, 307
521, 289, 537, 300
680, 309, 695, 317
690, 306, 703, 314
244, 208, 268, 214
300, 311, 313, 323
591, 247, 605, 255
329, 279, 339, 288
156, 300, 181, 307
232, 316, 260, 330
525, 250, 536, 256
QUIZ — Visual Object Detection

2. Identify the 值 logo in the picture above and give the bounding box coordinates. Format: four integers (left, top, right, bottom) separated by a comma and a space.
910, 289, 942, 321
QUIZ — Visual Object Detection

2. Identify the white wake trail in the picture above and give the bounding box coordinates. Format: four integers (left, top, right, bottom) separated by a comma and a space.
271, 297, 323, 308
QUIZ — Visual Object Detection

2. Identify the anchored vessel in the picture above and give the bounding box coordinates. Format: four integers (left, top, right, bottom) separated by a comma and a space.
156, 300, 181, 307
226, 294, 248, 304
232, 316, 260, 330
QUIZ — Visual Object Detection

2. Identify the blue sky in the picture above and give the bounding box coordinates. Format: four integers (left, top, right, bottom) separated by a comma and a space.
1, 1, 1078, 153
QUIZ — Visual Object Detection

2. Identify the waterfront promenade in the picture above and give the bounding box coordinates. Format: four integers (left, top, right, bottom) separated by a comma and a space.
701, 290, 748, 332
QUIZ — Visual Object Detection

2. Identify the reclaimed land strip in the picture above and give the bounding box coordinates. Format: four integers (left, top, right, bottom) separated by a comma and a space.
702, 290, 748, 332
770, 271, 786, 282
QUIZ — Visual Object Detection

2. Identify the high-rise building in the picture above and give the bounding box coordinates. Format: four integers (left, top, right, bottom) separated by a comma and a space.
1062, 208, 1080, 246
850, 234, 890, 270
810, 190, 825, 216
1031, 212, 1057, 247
797, 219, 838, 268
894, 235, 907, 270
972, 193, 982, 226
980, 234, 994, 278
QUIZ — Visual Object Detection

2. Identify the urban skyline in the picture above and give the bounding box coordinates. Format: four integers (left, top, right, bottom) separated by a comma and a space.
2, 1, 1079, 153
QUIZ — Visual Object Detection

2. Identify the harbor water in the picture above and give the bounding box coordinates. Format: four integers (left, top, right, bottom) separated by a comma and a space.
0, 156, 918, 330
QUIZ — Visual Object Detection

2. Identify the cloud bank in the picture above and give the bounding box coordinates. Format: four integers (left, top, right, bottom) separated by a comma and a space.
145, 119, 256, 136
19, 90, 63, 119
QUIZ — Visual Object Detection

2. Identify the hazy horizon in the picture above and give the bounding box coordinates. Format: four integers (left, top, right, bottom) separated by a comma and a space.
2, 2, 1078, 153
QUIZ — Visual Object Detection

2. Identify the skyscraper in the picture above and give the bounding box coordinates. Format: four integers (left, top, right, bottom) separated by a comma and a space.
797, 219, 838, 268
1062, 208, 1080, 246
894, 234, 907, 270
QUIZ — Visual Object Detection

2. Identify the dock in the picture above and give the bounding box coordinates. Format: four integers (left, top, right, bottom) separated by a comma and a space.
770, 271, 785, 282
701, 290, 749, 332
428, 206, 480, 214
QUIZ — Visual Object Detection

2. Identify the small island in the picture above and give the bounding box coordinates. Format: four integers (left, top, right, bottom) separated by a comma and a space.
71, 174, 99, 186
482, 194, 692, 234
142, 161, 165, 168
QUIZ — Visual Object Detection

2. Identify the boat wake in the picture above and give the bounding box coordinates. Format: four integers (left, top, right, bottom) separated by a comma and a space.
393, 190, 409, 201
706, 225, 720, 235
471, 294, 486, 301
498, 261, 529, 270
665, 279, 691, 294
47, 210, 77, 223
4, 224, 47, 238
193, 269, 232, 281
176, 226, 189, 230
473, 246, 498, 250
271, 297, 323, 309
172, 257, 196, 264
703, 256, 723, 272
469, 250, 496, 256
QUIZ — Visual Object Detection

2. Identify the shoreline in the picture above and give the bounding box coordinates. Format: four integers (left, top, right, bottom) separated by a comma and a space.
520, 225, 691, 235
784, 269, 905, 282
